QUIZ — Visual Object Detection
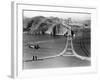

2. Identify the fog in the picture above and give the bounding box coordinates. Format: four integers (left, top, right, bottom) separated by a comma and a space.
24, 10, 91, 21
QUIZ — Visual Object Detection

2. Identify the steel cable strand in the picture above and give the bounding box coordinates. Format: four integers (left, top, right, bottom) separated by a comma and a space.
79, 38, 89, 57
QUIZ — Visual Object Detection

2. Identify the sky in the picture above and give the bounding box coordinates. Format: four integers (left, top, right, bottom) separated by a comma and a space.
23, 10, 91, 21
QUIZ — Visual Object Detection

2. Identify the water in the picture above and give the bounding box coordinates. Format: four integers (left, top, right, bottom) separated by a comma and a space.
23, 33, 90, 69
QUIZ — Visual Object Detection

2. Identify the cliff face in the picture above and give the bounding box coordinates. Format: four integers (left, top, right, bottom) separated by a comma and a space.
23, 17, 31, 28
23, 16, 69, 35
23, 16, 91, 35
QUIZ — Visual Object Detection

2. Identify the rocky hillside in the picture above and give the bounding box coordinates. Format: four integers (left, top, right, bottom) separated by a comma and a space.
23, 16, 69, 35
23, 16, 91, 35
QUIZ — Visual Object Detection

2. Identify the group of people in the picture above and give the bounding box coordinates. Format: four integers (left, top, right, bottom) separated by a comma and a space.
32, 56, 38, 61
